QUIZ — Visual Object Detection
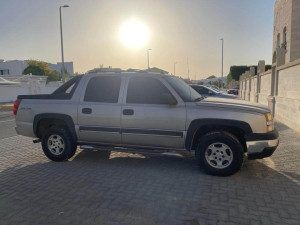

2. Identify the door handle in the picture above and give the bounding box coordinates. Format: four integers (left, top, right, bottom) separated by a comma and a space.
123, 109, 134, 116
82, 108, 92, 114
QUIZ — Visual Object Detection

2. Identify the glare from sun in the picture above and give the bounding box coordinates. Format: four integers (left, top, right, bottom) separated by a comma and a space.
119, 20, 149, 48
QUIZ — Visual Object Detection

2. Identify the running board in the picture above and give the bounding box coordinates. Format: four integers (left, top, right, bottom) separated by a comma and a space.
80, 145, 183, 157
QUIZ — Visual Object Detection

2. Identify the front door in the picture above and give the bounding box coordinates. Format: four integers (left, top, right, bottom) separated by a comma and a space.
77, 75, 123, 144
121, 75, 186, 149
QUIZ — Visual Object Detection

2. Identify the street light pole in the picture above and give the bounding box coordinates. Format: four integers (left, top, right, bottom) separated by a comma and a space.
174, 62, 177, 76
220, 38, 224, 88
147, 49, 152, 70
59, 5, 69, 83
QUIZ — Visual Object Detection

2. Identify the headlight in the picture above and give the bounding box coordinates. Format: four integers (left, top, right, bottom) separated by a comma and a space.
264, 113, 274, 132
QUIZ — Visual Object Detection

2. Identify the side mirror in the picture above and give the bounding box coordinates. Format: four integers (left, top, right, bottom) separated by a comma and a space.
161, 93, 177, 105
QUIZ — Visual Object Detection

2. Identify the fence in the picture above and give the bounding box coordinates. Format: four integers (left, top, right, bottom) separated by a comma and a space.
239, 59, 300, 132
0, 75, 61, 103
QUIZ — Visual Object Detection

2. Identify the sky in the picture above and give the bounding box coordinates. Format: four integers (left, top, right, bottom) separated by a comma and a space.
0, 0, 276, 79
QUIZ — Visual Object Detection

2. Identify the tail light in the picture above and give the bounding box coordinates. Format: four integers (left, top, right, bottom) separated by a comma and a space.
13, 99, 22, 116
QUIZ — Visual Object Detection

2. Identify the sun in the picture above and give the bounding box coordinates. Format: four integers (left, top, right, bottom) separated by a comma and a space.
119, 20, 149, 48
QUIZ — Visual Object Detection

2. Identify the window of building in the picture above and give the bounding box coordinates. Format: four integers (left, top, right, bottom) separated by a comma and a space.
283, 27, 287, 42
277, 33, 280, 48
282, 27, 287, 49
0, 69, 9, 75
84, 76, 121, 103
126, 76, 173, 104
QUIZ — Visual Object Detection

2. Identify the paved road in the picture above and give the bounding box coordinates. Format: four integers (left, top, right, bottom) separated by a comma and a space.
0, 110, 17, 139
0, 112, 299, 225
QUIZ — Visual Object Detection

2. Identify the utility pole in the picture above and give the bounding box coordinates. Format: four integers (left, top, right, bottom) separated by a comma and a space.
59, 5, 69, 83
187, 57, 190, 80
220, 38, 224, 88
174, 62, 177, 76
147, 49, 152, 69
186, 57, 190, 80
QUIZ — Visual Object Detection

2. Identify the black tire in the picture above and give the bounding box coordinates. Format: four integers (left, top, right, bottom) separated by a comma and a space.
68, 145, 78, 159
195, 131, 244, 176
41, 128, 75, 162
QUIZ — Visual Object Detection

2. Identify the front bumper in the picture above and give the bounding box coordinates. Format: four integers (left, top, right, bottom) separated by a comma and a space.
246, 130, 279, 160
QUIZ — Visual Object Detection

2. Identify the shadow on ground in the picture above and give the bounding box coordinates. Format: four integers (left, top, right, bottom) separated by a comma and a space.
1, 148, 300, 225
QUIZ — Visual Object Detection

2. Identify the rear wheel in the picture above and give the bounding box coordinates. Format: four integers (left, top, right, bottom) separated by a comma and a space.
42, 128, 75, 162
68, 145, 78, 159
195, 131, 244, 176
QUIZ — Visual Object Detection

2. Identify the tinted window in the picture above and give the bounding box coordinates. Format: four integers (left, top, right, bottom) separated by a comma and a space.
52, 76, 82, 99
84, 76, 121, 103
127, 77, 172, 104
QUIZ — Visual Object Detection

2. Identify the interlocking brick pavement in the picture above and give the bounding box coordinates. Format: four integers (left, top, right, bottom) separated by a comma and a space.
0, 122, 299, 225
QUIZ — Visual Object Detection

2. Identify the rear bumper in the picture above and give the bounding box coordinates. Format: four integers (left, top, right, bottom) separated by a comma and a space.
246, 130, 279, 160
15, 121, 35, 138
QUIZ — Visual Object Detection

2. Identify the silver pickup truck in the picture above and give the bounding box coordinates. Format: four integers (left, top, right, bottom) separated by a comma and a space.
14, 72, 279, 176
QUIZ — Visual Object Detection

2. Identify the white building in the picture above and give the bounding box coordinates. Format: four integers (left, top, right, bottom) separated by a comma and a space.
0, 60, 74, 76
239, 0, 300, 132
273, 0, 300, 64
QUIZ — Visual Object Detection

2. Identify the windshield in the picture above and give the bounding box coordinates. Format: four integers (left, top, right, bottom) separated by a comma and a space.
165, 76, 202, 102
204, 85, 221, 93
205, 86, 219, 94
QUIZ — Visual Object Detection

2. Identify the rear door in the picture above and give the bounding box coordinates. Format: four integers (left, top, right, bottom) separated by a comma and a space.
121, 75, 186, 149
77, 75, 124, 144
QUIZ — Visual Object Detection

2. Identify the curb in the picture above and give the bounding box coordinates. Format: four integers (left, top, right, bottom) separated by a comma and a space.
0, 104, 14, 110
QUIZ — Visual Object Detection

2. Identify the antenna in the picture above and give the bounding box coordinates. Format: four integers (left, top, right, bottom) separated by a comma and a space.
187, 56, 192, 101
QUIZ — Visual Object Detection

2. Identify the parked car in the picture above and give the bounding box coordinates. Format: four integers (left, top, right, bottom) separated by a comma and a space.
206, 85, 226, 93
191, 84, 237, 99
14, 73, 279, 176
228, 87, 239, 95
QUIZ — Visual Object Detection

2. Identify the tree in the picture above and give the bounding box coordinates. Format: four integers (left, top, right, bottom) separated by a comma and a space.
229, 65, 273, 81
229, 66, 249, 81
23, 60, 52, 76
227, 73, 232, 85
46, 71, 71, 83
46, 71, 61, 83
207, 75, 216, 79
22, 59, 68, 83
197, 81, 204, 85
23, 65, 45, 76
265, 65, 272, 71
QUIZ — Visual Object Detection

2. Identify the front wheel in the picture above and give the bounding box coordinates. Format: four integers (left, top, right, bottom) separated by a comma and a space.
42, 128, 75, 162
195, 131, 244, 176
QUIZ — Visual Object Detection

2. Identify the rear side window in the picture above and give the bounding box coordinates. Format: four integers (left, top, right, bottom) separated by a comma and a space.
52, 76, 82, 99
126, 76, 172, 104
84, 76, 121, 103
